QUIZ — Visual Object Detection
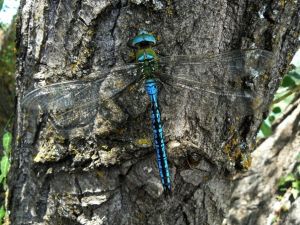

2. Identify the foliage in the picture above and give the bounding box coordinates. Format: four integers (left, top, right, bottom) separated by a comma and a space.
265, 154, 300, 225
0, 125, 12, 225
0, 132, 11, 184
0, 206, 4, 225
0, 5, 17, 223
0, 18, 16, 130
0, 114, 13, 225
258, 66, 300, 138
277, 153, 300, 196
258, 58, 300, 225
278, 174, 300, 198
0, 0, 4, 11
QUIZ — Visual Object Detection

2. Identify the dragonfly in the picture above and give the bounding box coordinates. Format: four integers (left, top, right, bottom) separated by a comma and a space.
21, 30, 273, 193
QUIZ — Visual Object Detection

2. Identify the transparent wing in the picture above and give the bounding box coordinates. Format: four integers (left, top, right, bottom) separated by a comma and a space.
21, 64, 141, 130
159, 49, 273, 116
22, 79, 101, 112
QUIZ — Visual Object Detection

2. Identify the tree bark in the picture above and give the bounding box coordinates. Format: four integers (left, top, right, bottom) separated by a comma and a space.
10, 0, 300, 225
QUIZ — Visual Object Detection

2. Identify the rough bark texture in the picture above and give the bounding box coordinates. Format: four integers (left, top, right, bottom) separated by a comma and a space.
10, 0, 300, 225
225, 99, 300, 225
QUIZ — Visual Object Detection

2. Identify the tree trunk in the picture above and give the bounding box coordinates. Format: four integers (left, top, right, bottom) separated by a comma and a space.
10, 0, 300, 224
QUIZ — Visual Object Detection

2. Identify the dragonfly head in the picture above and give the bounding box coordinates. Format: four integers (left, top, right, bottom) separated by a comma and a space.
131, 30, 156, 48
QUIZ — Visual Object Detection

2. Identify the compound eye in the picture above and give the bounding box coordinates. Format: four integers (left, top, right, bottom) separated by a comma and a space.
132, 31, 156, 47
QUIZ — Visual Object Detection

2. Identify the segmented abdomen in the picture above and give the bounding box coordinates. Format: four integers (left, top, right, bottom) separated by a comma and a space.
145, 79, 171, 191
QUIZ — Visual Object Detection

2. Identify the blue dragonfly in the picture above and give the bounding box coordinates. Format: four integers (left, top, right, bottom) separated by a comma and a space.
21, 30, 273, 193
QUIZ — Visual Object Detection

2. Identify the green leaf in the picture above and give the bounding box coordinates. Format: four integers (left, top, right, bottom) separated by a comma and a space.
278, 174, 296, 188
285, 173, 296, 181
279, 187, 287, 192
269, 115, 275, 122
292, 180, 300, 191
288, 70, 300, 80
0, 156, 10, 179
291, 188, 299, 199
272, 107, 282, 114
0, 0, 4, 11
0, 205, 5, 224
260, 121, 272, 137
281, 75, 296, 88
2, 132, 12, 153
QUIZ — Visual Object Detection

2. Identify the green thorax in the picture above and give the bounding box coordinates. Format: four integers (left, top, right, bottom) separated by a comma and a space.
131, 31, 160, 79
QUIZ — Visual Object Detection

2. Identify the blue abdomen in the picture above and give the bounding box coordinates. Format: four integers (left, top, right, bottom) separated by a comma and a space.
145, 79, 171, 192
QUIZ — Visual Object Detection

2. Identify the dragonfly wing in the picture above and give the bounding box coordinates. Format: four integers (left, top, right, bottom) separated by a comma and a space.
159, 49, 273, 80
22, 79, 102, 129
159, 49, 273, 116
21, 64, 141, 130
21, 80, 97, 111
